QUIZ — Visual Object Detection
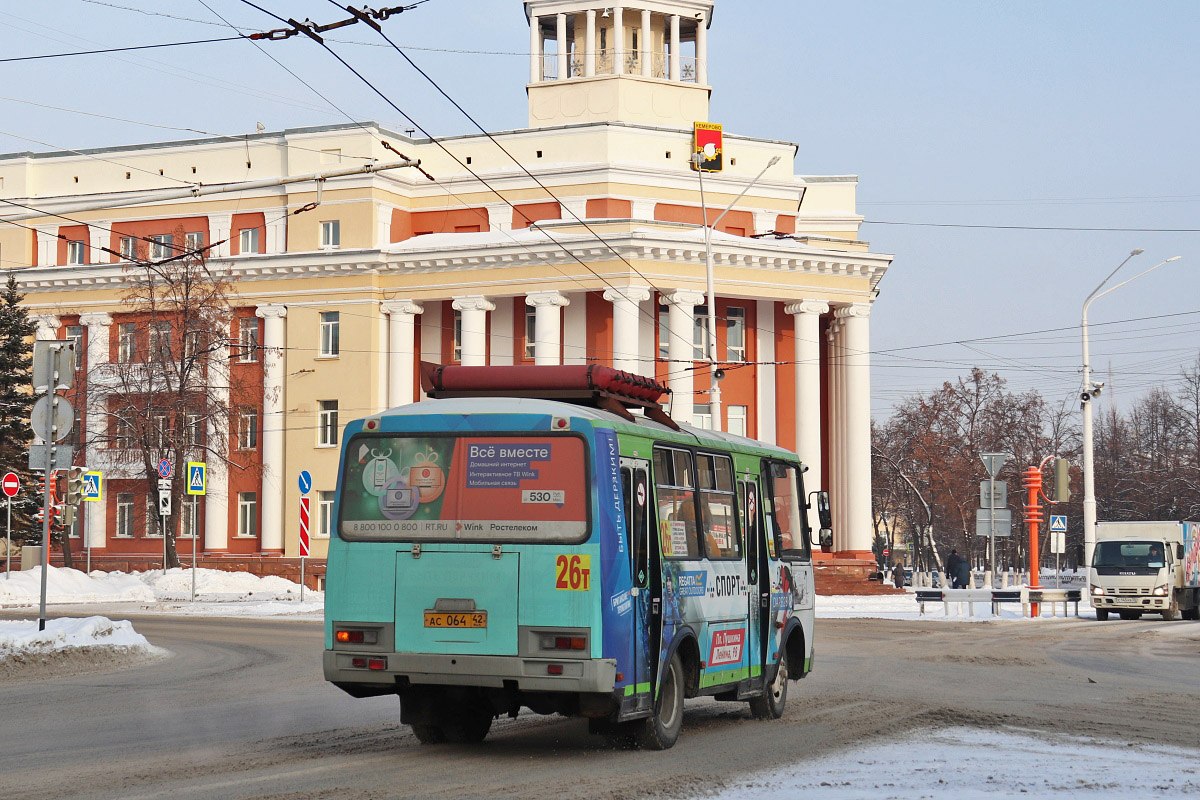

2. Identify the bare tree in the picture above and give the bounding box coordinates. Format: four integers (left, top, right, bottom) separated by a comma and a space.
80, 228, 261, 567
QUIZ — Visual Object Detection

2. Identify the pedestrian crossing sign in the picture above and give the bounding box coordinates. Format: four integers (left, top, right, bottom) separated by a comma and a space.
1050, 515, 1067, 533
187, 462, 207, 496
82, 471, 102, 502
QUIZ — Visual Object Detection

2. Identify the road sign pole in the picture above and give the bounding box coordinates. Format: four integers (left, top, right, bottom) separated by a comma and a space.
191, 519, 197, 603
38, 384, 61, 632
5, 496, 10, 581
301, 557, 305, 604
162, 513, 167, 575
989, 474, 996, 579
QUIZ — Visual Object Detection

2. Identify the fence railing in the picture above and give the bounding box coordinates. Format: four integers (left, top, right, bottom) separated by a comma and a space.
541, 52, 703, 82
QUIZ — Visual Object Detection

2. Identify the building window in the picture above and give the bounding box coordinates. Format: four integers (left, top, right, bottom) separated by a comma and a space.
149, 234, 173, 260
119, 236, 138, 260
237, 492, 257, 537
65, 325, 83, 370
185, 413, 202, 447
320, 220, 340, 248
153, 415, 168, 448
239, 412, 258, 450
116, 493, 134, 537
115, 412, 135, 449
726, 306, 746, 362
317, 491, 335, 538
238, 318, 258, 362
117, 322, 136, 362
318, 400, 339, 447
693, 403, 713, 430
185, 231, 205, 254
180, 496, 199, 538
318, 311, 340, 357
658, 304, 668, 360
149, 320, 171, 361
67, 240, 86, 265
239, 227, 259, 255
524, 305, 536, 360
693, 305, 710, 360
184, 329, 205, 361
452, 311, 463, 363
728, 405, 748, 437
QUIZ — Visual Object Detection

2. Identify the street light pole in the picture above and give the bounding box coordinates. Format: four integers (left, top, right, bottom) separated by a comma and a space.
1081, 250, 1183, 566
693, 154, 781, 432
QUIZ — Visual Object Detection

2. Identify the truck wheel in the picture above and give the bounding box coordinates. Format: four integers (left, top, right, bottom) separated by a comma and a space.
1095, 609, 1109, 621
1162, 601, 1178, 621
749, 650, 788, 720
411, 723, 446, 744
637, 651, 684, 750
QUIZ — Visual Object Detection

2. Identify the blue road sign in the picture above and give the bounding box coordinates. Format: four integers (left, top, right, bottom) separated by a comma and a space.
157, 459, 172, 479
298, 470, 312, 495
187, 462, 207, 496
82, 471, 102, 502
1050, 515, 1068, 533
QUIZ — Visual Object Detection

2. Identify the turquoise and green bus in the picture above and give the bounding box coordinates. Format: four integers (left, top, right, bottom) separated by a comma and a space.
323, 365, 830, 749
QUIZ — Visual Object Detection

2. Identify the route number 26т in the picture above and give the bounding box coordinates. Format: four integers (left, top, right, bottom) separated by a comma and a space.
555, 554, 591, 591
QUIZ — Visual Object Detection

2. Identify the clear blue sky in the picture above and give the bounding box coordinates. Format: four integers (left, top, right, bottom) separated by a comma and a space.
3, 1, 1197, 419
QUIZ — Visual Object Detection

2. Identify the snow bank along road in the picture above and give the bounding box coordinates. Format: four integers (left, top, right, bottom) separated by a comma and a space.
0, 614, 1196, 800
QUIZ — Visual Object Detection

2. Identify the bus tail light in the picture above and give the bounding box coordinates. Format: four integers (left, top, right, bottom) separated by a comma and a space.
547, 664, 564, 675
336, 629, 379, 645
368, 658, 387, 671
541, 635, 586, 651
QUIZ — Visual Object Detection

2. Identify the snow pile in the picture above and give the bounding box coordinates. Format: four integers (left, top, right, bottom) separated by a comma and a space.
0, 567, 155, 606
817, 592, 1091, 621
0, 616, 160, 657
0, 566, 321, 614
710, 726, 1200, 799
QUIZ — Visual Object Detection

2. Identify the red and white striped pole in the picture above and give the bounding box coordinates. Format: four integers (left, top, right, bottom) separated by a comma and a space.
1023, 466, 1043, 617
299, 495, 310, 602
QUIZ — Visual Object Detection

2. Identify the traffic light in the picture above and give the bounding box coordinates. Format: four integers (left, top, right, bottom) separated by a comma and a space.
1054, 458, 1071, 503
48, 503, 63, 536
66, 466, 87, 506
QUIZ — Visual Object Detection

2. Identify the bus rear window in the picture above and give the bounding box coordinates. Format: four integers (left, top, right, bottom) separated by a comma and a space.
339, 434, 588, 542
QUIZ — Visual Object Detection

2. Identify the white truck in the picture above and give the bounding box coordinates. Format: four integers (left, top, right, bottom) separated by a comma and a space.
1090, 521, 1200, 621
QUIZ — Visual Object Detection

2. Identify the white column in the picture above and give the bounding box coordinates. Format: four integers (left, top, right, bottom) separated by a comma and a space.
557, 13, 569, 80
209, 213, 233, 258
490, 299, 514, 366
837, 304, 873, 556
754, 211, 776, 236
666, 290, 704, 424
382, 300, 423, 408
486, 204, 510, 233
585, 9, 597, 77
88, 225, 108, 264
613, 7, 625, 74
641, 9, 652, 77
631, 199, 656, 220
604, 286, 651, 373
79, 313, 111, 549
265, 216, 286, 254
530, 14, 542, 83
826, 322, 843, 550
756, 300, 776, 444
560, 197, 588, 222
786, 300, 828, 531
563, 293, 588, 366
34, 315, 61, 341
670, 15, 681, 81
375, 205, 393, 248
638, 295, 655, 375
34, 226, 58, 267
204, 325, 230, 552
696, 13, 708, 85
255, 304, 287, 553
527, 291, 570, 366
452, 296, 494, 366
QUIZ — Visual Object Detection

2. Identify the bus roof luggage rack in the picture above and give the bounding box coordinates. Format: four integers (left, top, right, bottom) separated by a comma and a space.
419, 362, 680, 431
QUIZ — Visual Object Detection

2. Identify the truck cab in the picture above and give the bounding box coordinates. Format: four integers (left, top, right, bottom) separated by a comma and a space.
1089, 521, 1200, 621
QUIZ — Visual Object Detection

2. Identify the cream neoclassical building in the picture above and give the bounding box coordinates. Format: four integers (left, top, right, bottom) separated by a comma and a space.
0, 0, 890, 577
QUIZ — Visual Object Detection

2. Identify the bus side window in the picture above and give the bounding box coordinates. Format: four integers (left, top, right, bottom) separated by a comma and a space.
654, 447, 701, 559
633, 470, 650, 587
741, 480, 758, 584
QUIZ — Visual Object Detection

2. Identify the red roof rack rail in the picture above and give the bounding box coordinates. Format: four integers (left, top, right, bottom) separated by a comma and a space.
419, 362, 679, 431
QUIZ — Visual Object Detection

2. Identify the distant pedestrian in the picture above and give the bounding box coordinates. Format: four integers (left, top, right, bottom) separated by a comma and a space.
892, 562, 905, 589
944, 549, 962, 588
955, 554, 972, 589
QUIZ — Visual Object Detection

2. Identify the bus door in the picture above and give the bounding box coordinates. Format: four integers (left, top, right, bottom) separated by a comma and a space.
693, 453, 748, 687
740, 476, 767, 689
763, 461, 814, 662
620, 459, 654, 710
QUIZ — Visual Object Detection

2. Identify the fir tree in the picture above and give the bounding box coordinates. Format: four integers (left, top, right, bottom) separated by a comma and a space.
0, 273, 39, 549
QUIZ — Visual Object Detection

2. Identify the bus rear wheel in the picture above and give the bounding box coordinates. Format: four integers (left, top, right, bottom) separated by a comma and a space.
441, 705, 493, 744
749, 650, 788, 720
637, 652, 684, 750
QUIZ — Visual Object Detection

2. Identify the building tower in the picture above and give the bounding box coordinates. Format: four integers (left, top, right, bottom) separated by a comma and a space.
525, 1, 714, 128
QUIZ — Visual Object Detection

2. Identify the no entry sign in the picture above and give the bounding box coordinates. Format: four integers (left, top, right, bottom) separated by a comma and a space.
2, 473, 18, 498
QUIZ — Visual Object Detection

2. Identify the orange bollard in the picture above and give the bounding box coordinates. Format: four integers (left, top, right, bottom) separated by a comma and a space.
1022, 466, 1043, 617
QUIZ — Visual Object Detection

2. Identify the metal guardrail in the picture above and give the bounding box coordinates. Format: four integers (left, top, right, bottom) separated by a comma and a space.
916, 588, 1082, 618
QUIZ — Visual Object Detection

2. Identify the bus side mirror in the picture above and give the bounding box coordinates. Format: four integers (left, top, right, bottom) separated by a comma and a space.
818, 528, 833, 551
814, 491, 832, 529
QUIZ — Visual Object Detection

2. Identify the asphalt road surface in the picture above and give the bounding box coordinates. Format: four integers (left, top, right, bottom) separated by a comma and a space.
1, 613, 1197, 800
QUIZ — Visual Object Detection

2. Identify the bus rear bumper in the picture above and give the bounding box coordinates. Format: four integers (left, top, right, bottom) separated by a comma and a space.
324, 650, 618, 694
